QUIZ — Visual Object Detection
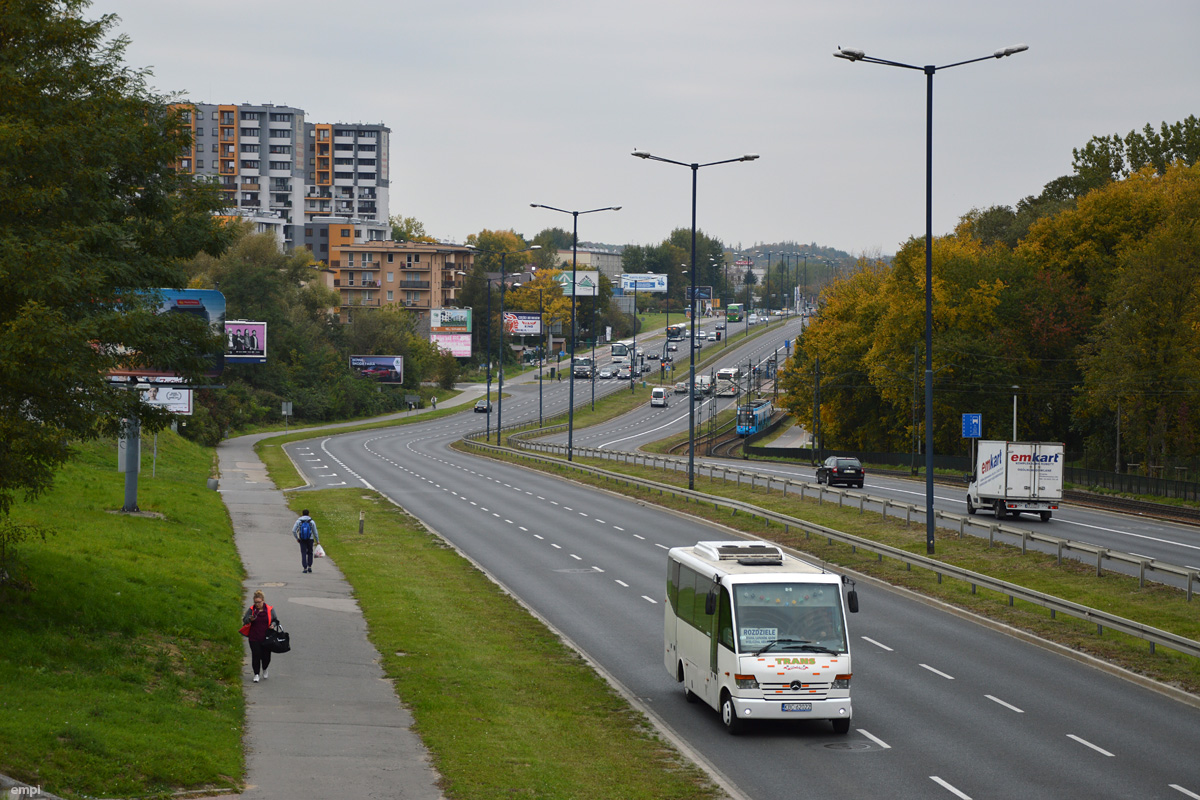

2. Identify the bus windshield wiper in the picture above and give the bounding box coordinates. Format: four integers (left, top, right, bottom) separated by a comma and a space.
754, 638, 809, 656
791, 644, 841, 655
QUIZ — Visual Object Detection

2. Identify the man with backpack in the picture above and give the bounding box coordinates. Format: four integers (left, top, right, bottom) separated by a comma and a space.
292, 509, 320, 573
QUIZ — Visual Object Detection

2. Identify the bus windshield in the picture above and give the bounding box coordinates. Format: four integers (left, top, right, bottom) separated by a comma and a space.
732, 582, 846, 655
610, 340, 632, 362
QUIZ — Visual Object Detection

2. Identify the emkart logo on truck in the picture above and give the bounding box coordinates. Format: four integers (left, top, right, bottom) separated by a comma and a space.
980, 452, 1003, 475
1011, 453, 1062, 463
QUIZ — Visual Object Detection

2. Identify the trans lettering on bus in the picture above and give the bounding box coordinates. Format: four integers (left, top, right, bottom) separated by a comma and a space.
664, 541, 858, 735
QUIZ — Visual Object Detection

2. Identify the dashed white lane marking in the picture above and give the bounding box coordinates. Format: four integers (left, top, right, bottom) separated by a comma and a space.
615, 580, 629, 587
986, 695, 1024, 713
1169, 785, 1200, 799
655, 543, 669, 550
861, 636, 893, 651
634, 534, 645, 540
570, 554, 582, 561
641, 596, 658, 604
858, 729, 891, 749
551, 543, 562, 549
920, 664, 955, 680
930, 776, 971, 799
1068, 734, 1114, 757
592, 566, 605, 573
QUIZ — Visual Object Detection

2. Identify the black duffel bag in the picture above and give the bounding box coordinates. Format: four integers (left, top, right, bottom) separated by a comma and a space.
264, 621, 291, 654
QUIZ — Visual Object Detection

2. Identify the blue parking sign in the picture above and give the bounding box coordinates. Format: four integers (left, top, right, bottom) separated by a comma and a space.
962, 413, 982, 438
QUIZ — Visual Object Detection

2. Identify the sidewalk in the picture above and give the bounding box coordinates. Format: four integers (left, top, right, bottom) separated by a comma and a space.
211, 425, 446, 798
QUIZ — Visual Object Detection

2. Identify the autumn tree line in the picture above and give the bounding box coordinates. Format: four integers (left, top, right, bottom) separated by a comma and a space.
779, 116, 1200, 475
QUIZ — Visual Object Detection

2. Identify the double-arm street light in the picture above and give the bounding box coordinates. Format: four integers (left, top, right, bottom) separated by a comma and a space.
530, 203, 621, 462
469, 244, 541, 442
632, 148, 759, 490
835, 42, 1027, 554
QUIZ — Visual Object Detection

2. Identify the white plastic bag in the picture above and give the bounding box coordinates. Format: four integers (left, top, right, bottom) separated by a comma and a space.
314, 544, 326, 558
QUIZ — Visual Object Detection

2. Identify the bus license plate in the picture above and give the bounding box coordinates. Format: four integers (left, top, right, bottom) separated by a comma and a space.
782, 702, 812, 712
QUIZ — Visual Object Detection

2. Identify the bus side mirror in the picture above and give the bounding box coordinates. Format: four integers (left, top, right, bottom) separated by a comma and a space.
705, 590, 717, 616
846, 590, 859, 614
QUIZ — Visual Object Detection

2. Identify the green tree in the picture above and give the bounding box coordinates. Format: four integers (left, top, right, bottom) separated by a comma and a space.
0, 0, 230, 516
390, 214, 436, 243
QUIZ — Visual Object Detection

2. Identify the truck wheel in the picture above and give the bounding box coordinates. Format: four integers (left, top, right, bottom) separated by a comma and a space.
994, 501, 1006, 520
1040, 511, 1052, 522
966, 496, 976, 515
720, 692, 744, 735
831, 717, 851, 735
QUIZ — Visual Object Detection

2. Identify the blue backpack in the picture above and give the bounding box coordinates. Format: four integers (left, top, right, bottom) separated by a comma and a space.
298, 518, 314, 540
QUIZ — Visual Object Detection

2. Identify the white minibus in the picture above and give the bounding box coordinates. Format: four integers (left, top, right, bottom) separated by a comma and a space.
664, 540, 859, 734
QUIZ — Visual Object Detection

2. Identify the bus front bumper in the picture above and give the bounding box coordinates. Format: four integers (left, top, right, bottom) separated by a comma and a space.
730, 696, 851, 722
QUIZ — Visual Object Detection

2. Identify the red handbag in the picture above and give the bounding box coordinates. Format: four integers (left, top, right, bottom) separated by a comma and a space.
239, 623, 251, 636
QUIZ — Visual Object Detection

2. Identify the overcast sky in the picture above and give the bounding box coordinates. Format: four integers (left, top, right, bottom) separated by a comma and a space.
91, 0, 1200, 257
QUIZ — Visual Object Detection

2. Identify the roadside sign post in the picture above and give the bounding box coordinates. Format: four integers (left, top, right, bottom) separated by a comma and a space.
962, 412, 982, 475
282, 401, 292, 433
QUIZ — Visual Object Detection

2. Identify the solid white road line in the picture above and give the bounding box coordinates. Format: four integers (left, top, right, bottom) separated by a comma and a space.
930, 776, 972, 799
920, 664, 955, 680
1067, 734, 1114, 757
985, 695, 1024, 713
861, 636, 893, 651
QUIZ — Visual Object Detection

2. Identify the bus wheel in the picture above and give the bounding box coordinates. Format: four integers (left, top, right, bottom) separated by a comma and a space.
831, 717, 850, 734
685, 687, 699, 704
720, 692, 744, 735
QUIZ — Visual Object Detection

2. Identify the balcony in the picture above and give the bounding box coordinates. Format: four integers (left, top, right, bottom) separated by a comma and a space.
340, 297, 381, 308
398, 281, 430, 289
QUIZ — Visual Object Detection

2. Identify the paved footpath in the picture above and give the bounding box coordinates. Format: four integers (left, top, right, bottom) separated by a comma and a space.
205, 389, 491, 799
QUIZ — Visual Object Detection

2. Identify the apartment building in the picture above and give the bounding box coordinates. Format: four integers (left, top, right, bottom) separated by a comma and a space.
315, 234, 474, 324
173, 103, 390, 250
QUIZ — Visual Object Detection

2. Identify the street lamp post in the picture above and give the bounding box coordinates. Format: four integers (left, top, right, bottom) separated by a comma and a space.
469, 244, 541, 442
835, 42, 1027, 554
1012, 385, 1019, 441
632, 148, 759, 490
530, 203, 621, 462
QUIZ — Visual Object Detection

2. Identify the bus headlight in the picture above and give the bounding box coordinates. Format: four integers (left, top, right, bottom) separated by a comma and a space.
832, 674, 852, 689
734, 674, 759, 689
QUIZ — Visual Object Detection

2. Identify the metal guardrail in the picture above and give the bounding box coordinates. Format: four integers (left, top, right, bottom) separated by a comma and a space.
470, 426, 1200, 660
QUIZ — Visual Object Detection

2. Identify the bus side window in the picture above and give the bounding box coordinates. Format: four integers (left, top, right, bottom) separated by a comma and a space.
667, 559, 680, 612
717, 586, 734, 650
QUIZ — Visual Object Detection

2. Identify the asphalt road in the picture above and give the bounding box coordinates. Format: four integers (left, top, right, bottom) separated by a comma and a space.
284, 346, 1200, 798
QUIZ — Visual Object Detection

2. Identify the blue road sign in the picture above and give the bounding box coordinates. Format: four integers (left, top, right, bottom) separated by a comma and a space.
962, 413, 982, 438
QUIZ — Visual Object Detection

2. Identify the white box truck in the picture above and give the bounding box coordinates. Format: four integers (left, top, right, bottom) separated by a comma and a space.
966, 440, 1064, 521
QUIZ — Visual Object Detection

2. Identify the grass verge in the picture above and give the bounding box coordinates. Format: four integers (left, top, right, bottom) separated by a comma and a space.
0, 433, 245, 800
460, 444, 1200, 696
289, 488, 724, 800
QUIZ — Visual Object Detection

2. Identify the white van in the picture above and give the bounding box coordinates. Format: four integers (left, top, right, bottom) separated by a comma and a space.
650, 387, 668, 407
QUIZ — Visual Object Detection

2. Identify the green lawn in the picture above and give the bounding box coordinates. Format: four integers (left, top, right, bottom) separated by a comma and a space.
0, 433, 245, 799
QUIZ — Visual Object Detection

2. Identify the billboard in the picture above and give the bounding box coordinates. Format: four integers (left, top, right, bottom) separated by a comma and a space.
687, 285, 713, 300
503, 311, 542, 336
140, 384, 193, 415
554, 271, 599, 297
431, 307, 472, 333
225, 320, 267, 364
620, 273, 667, 293
107, 288, 226, 383
433, 333, 472, 358
349, 355, 404, 383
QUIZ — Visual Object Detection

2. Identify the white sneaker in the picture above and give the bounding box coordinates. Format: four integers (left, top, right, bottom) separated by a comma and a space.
262, 669, 269, 679
253, 674, 260, 683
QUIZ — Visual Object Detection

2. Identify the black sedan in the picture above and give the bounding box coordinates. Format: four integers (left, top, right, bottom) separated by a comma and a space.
473, 399, 492, 413
815, 456, 864, 488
